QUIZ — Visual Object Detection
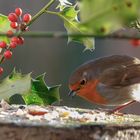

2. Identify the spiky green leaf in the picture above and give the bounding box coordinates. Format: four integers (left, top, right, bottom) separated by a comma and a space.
0, 69, 31, 100
55, 4, 94, 51
24, 73, 61, 105
0, 70, 60, 106
0, 14, 13, 46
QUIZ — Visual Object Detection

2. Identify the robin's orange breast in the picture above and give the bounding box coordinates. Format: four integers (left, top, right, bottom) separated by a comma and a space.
77, 80, 108, 105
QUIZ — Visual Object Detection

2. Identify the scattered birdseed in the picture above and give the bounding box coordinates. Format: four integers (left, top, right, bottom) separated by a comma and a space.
0, 100, 140, 127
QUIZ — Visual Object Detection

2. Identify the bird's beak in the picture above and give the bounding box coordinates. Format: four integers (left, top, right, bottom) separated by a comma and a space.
68, 90, 76, 97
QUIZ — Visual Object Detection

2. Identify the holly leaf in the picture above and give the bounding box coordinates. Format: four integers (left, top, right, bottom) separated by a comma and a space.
55, 3, 94, 51
0, 14, 12, 44
58, 0, 72, 6
9, 94, 26, 104
57, 0, 72, 10
78, 0, 140, 35
24, 73, 61, 105
23, 92, 44, 105
0, 69, 31, 101
0, 70, 61, 106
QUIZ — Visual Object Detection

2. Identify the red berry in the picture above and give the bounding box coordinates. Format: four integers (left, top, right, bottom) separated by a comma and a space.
0, 67, 3, 75
10, 42, 17, 48
18, 37, 24, 45
11, 37, 19, 44
4, 50, 12, 59
0, 41, 7, 48
10, 22, 18, 29
8, 13, 18, 22
23, 13, 32, 23
11, 36, 24, 45
15, 8, 22, 16
7, 30, 14, 37
130, 39, 140, 47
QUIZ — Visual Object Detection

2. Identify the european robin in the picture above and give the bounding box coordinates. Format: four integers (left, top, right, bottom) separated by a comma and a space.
69, 55, 140, 112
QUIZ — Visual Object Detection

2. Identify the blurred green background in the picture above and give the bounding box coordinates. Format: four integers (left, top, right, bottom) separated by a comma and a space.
1, 0, 140, 114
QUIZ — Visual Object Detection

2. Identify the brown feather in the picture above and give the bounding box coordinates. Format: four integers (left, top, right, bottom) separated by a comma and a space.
99, 60, 140, 87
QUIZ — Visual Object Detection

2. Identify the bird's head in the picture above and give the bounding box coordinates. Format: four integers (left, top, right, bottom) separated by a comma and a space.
68, 63, 97, 98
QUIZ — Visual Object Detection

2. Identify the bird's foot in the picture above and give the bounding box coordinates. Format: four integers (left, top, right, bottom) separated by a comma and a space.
107, 110, 124, 116
95, 108, 124, 116
107, 100, 136, 116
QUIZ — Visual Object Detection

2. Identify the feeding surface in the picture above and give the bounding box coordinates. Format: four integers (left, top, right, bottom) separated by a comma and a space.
0, 101, 140, 128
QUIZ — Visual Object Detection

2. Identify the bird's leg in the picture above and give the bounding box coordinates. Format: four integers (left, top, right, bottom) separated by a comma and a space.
109, 100, 136, 114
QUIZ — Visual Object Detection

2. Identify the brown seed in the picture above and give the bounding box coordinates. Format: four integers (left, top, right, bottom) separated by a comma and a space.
100, 27, 106, 33
113, 6, 118, 11
126, 1, 132, 7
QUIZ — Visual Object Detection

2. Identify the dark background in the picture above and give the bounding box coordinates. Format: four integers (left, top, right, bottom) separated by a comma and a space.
1, 0, 140, 114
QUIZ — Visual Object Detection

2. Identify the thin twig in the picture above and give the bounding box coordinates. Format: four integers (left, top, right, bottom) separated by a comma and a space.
27, 0, 56, 27
0, 32, 140, 39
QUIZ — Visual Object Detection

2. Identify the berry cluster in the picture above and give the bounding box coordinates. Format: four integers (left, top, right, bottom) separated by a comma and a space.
0, 8, 32, 75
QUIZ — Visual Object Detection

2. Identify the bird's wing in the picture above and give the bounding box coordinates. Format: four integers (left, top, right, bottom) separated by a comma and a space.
99, 64, 140, 87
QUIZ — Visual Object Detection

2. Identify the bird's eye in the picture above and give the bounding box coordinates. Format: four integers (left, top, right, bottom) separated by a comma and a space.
80, 79, 86, 85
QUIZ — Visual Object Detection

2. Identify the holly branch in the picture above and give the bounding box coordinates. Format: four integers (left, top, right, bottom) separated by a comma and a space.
0, 0, 56, 73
